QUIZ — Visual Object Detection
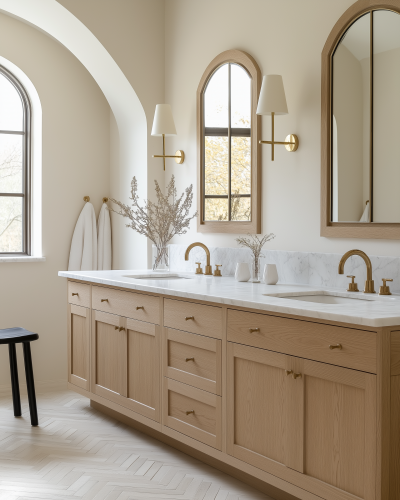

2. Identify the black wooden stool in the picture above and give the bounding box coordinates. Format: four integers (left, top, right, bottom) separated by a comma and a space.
0, 327, 39, 426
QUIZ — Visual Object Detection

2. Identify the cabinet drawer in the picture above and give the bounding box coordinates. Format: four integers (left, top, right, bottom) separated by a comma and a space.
92, 286, 159, 324
164, 299, 222, 339
227, 309, 376, 373
164, 328, 221, 395
68, 281, 91, 308
163, 378, 221, 449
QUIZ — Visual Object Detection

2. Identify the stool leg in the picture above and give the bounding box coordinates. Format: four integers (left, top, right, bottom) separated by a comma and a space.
22, 342, 38, 426
8, 343, 21, 417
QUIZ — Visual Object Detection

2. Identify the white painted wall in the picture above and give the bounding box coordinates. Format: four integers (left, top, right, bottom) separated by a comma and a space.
164, 0, 400, 257
0, 11, 110, 386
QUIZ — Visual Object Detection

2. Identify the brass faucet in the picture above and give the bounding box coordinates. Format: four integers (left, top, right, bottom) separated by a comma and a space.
338, 249, 375, 293
185, 242, 212, 275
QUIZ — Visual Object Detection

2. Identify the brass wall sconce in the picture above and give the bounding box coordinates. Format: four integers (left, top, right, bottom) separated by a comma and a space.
151, 104, 185, 170
256, 75, 299, 161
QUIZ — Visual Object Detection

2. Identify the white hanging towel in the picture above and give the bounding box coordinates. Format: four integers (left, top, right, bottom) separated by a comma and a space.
359, 202, 370, 222
97, 202, 112, 270
68, 202, 98, 271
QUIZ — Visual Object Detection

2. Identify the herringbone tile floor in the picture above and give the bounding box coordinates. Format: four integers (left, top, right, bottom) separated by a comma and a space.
0, 388, 272, 500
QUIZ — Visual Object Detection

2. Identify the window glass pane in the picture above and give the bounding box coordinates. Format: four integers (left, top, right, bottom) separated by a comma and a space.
231, 64, 251, 128
231, 196, 251, 221
205, 198, 228, 221
0, 134, 23, 193
0, 74, 23, 131
231, 136, 251, 195
204, 64, 228, 127
0, 196, 23, 252
205, 136, 229, 195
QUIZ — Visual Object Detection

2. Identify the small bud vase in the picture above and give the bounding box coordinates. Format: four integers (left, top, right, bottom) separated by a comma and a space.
152, 244, 170, 271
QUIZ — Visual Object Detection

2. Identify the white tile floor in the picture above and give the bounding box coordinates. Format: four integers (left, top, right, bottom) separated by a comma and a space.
0, 388, 272, 500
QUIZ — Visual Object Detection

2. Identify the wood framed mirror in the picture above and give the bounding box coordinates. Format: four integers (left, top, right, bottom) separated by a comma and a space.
321, 0, 400, 239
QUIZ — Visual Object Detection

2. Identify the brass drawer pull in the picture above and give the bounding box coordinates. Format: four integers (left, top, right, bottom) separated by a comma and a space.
186, 410, 194, 415
185, 357, 195, 362
119, 326, 125, 332
329, 344, 342, 350
114, 326, 119, 331
71, 293, 79, 296
185, 316, 194, 321
136, 306, 144, 310
293, 373, 302, 379
249, 328, 260, 333
101, 299, 108, 303
285, 370, 293, 376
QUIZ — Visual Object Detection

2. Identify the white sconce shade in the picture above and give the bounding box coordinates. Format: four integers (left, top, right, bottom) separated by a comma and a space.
256, 75, 288, 115
151, 104, 177, 136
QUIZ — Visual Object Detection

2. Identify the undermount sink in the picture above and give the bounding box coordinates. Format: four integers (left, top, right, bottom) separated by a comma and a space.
123, 273, 190, 280
265, 291, 398, 305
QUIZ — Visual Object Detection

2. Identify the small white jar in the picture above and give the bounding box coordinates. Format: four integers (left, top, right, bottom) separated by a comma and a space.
263, 263, 279, 285
235, 262, 251, 282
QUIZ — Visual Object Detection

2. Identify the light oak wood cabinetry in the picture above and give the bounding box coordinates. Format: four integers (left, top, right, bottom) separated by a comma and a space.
67, 303, 90, 391
65, 279, 400, 500
227, 342, 376, 500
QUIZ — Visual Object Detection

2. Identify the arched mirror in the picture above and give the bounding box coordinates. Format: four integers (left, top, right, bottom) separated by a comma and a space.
321, 1, 400, 238
197, 50, 261, 233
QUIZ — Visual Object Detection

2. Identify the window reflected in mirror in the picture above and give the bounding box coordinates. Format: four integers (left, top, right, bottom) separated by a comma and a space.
331, 9, 400, 223
203, 63, 251, 222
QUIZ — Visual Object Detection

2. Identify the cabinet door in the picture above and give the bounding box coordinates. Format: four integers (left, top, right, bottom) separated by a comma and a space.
297, 358, 377, 500
68, 304, 90, 390
91, 310, 125, 404
227, 342, 290, 470
120, 317, 160, 421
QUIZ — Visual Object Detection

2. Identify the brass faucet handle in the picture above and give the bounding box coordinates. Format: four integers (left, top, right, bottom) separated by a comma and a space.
346, 275, 359, 292
195, 262, 203, 275
379, 278, 393, 296
214, 265, 222, 277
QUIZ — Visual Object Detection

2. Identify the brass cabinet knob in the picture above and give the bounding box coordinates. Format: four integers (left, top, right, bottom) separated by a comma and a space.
285, 370, 293, 376
101, 299, 108, 302
379, 278, 393, 296
195, 262, 203, 275
185, 316, 194, 321
119, 326, 125, 331
136, 306, 144, 310
293, 373, 302, 379
185, 357, 195, 362
346, 275, 359, 292
186, 410, 194, 415
249, 328, 260, 333
329, 343, 342, 350
114, 326, 119, 330
214, 265, 222, 277
71, 293, 79, 296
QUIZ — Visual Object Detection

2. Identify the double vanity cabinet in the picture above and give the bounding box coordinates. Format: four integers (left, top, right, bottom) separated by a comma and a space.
63, 275, 400, 500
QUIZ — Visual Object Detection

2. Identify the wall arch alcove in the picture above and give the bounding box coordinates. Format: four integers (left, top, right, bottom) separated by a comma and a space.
0, 0, 148, 268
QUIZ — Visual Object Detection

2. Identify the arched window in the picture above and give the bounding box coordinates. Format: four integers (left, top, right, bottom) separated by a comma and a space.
0, 66, 31, 254
197, 50, 261, 233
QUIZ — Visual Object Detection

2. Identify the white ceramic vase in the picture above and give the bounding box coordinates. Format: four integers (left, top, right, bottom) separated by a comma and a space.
235, 262, 251, 282
263, 263, 279, 285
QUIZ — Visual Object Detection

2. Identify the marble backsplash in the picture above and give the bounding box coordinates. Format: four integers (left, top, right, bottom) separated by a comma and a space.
168, 244, 400, 292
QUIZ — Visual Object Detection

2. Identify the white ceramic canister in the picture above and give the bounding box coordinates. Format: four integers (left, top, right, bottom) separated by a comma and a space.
263, 263, 279, 285
235, 262, 251, 282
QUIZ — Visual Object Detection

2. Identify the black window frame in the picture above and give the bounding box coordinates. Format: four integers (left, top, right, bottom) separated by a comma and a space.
203, 62, 252, 222
0, 65, 31, 255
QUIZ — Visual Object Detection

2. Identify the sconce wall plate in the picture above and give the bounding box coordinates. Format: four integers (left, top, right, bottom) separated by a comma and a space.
175, 150, 185, 164
284, 134, 299, 152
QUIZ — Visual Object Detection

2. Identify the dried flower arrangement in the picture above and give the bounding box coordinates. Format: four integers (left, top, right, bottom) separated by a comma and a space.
109, 175, 197, 270
236, 233, 275, 281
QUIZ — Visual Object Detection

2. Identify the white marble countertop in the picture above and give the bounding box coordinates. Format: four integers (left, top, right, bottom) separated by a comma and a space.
58, 269, 400, 328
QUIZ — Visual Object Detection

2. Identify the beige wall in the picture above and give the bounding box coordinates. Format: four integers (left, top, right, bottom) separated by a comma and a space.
0, 12, 110, 387
164, 0, 400, 256
57, 0, 165, 268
